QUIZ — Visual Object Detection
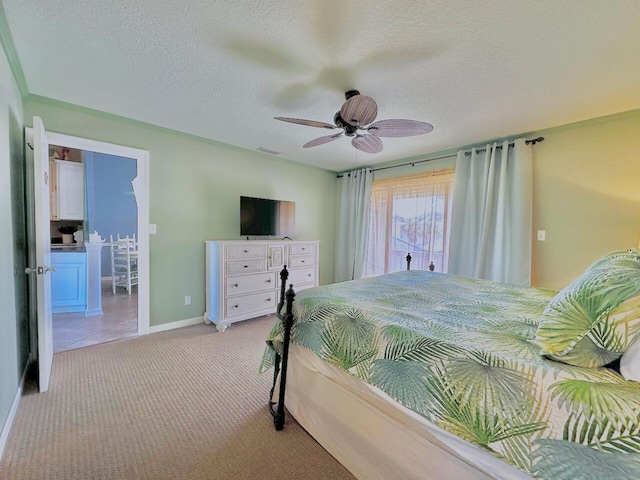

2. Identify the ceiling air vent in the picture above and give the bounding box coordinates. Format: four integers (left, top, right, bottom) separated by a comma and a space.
256, 147, 281, 155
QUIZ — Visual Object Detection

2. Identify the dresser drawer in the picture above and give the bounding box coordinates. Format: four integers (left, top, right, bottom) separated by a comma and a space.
225, 290, 277, 317
226, 244, 264, 259
290, 243, 316, 255
288, 267, 316, 286
289, 254, 316, 268
226, 271, 276, 295
226, 258, 264, 275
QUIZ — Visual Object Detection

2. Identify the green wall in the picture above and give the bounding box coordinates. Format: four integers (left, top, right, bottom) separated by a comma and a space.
531, 110, 640, 290
0, 27, 26, 445
24, 98, 337, 327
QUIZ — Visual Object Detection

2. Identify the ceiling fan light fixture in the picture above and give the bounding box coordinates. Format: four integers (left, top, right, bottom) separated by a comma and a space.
274, 90, 433, 154
340, 95, 378, 127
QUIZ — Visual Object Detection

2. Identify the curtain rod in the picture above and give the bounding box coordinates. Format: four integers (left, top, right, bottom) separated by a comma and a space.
463, 137, 545, 156
336, 153, 456, 178
337, 137, 545, 177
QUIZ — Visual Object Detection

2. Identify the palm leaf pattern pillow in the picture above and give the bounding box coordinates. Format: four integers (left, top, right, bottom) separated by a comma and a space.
262, 270, 640, 479
536, 250, 640, 367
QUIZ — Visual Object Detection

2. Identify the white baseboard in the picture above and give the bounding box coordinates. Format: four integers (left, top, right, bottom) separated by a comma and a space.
0, 354, 31, 461
149, 316, 204, 334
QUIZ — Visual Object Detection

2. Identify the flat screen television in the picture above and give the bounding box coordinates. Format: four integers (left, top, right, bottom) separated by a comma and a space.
240, 196, 295, 238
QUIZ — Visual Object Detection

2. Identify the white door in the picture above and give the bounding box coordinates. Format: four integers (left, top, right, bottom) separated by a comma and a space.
32, 116, 54, 392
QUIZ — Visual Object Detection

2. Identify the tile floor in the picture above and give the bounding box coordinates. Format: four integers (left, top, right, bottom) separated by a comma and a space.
53, 279, 138, 352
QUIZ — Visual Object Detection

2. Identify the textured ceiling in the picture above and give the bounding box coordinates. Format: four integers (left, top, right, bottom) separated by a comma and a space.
4, 0, 640, 172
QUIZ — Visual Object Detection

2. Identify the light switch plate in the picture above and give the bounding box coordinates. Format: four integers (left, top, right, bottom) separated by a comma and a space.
537, 230, 546, 241
150, 224, 157, 234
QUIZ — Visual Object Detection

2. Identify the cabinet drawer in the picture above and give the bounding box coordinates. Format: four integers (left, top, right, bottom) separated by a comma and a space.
289, 254, 316, 268
226, 258, 264, 275
226, 244, 264, 259
290, 243, 316, 255
288, 267, 316, 286
225, 290, 277, 317
226, 271, 276, 295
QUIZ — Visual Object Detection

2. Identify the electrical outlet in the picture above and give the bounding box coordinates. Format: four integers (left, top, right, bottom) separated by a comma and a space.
537, 230, 546, 241
150, 224, 157, 234
184, 295, 191, 305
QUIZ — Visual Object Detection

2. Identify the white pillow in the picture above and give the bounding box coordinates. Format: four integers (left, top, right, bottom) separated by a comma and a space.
620, 338, 640, 381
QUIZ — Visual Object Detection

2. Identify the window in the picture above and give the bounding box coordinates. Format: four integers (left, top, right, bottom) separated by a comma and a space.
364, 168, 455, 276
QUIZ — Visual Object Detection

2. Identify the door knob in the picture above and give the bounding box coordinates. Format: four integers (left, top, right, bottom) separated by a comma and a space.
25, 265, 55, 275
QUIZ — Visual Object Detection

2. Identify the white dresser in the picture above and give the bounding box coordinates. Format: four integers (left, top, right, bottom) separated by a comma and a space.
205, 240, 320, 331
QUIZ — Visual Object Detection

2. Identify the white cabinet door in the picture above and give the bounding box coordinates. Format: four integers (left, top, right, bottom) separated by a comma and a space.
56, 160, 84, 220
49, 159, 59, 220
267, 244, 286, 271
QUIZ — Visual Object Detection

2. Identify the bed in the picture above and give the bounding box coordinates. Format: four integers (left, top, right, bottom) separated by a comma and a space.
263, 251, 640, 480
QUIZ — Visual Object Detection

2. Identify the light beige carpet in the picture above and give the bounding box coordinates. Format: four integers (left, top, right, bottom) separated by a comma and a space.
0, 316, 354, 480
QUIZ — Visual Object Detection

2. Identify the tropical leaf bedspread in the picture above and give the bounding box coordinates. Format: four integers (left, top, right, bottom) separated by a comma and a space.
262, 271, 640, 479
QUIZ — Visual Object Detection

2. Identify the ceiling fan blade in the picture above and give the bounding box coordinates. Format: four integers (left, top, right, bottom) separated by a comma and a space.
274, 117, 337, 129
340, 95, 378, 126
367, 119, 434, 137
303, 133, 343, 148
352, 134, 383, 154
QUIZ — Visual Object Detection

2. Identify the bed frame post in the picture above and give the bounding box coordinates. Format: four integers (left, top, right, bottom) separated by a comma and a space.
406, 252, 436, 271
269, 265, 296, 431
269, 266, 289, 402
277, 265, 288, 313
274, 283, 295, 430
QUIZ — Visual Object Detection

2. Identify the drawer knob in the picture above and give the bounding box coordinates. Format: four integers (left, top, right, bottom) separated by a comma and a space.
301, 260, 305, 263
234, 304, 239, 309
267, 298, 271, 302
266, 279, 271, 283
243, 249, 249, 253
307, 274, 312, 277
243, 265, 248, 268
233, 283, 238, 288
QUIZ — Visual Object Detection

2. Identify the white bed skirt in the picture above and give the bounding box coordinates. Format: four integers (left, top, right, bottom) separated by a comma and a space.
284, 344, 533, 480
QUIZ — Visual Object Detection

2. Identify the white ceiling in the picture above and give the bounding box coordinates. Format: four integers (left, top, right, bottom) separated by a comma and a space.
4, 0, 640, 172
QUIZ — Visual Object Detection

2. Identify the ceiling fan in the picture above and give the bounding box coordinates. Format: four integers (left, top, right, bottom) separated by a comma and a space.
275, 90, 433, 154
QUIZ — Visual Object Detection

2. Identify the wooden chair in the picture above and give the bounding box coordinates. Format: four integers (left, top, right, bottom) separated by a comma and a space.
110, 234, 139, 295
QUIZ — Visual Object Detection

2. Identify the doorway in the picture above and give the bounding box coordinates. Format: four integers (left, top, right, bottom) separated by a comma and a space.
49, 145, 140, 352
29, 127, 150, 355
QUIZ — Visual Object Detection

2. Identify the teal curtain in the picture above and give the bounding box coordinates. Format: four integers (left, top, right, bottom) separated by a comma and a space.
334, 168, 373, 282
447, 139, 533, 286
